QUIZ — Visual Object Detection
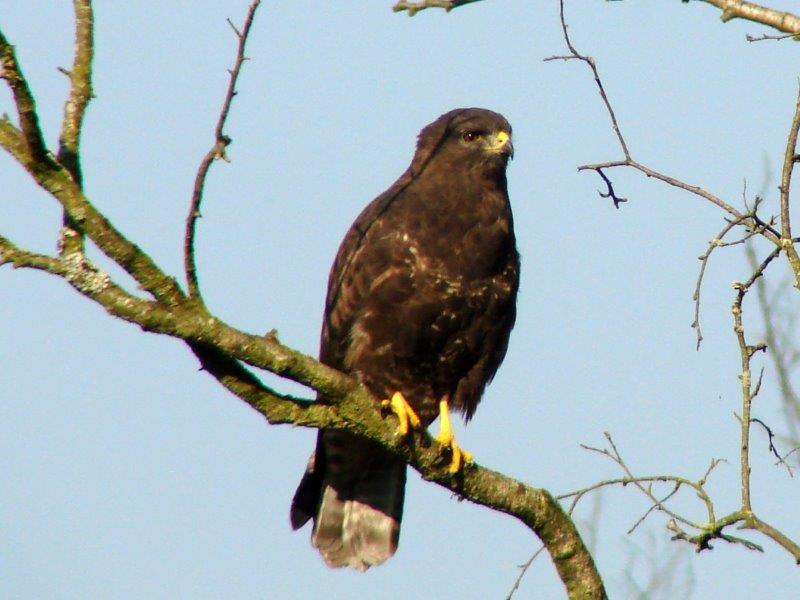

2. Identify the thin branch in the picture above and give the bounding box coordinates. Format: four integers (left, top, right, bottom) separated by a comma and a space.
596, 167, 627, 208
577, 159, 780, 243
778, 84, 800, 286
746, 242, 800, 443
185, 1, 261, 301
506, 545, 546, 600
57, 0, 94, 186
391, 0, 800, 34
732, 246, 781, 512
558, 471, 717, 528
627, 483, 681, 535
750, 417, 795, 476
693, 215, 750, 350
57, 0, 94, 257
571, 427, 800, 561
580, 434, 714, 530
700, 0, 800, 34
0, 232, 167, 327
392, 0, 481, 16
0, 29, 50, 163
779, 85, 800, 240
746, 32, 798, 42
544, 0, 630, 160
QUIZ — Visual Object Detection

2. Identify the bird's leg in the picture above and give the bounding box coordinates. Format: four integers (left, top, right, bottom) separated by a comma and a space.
435, 396, 473, 474
381, 391, 421, 436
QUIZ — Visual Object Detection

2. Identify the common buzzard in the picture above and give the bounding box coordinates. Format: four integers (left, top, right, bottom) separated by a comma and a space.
291, 108, 519, 570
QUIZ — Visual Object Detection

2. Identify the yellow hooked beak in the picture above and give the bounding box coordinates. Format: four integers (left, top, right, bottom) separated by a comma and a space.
487, 130, 514, 158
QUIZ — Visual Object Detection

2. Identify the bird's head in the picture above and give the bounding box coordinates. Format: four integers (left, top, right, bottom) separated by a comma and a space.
411, 108, 514, 177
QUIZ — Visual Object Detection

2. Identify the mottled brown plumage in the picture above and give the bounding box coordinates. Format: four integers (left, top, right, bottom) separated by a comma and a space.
290, 108, 519, 570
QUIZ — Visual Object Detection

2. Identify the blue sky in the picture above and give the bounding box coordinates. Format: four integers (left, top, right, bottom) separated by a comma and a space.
2, 1, 800, 598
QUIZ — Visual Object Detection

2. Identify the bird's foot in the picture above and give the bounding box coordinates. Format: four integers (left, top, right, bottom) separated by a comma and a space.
435, 397, 473, 474
381, 391, 421, 437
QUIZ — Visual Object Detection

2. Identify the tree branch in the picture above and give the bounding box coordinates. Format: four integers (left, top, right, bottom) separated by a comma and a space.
58, 0, 93, 186
185, 1, 261, 302
1, 219, 607, 598
699, 0, 800, 34
779, 84, 800, 286
57, 0, 94, 256
200, 338, 609, 597
731, 247, 780, 512
0, 29, 49, 163
692, 214, 753, 350
742, 515, 800, 563
0, 32, 185, 306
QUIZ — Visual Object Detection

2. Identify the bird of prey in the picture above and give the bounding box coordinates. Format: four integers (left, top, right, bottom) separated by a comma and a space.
290, 108, 519, 571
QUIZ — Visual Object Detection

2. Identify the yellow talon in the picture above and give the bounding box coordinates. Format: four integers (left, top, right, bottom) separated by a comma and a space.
435, 397, 473, 474
381, 391, 421, 436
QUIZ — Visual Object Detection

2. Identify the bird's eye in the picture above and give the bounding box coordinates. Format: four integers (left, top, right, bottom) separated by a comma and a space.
462, 131, 480, 142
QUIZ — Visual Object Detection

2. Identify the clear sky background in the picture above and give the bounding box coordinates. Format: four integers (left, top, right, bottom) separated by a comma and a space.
2, 1, 800, 598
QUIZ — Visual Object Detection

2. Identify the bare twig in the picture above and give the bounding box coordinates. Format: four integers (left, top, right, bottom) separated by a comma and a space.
746, 32, 798, 42
185, 1, 261, 302
579, 433, 714, 530
576, 158, 780, 243
627, 483, 681, 535
544, 0, 630, 161
595, 167, 627, 208
750, 417, 795, 476
506, 545, 546, 600
558, 472, 715, 529
693, 215, 751, 349
570, 425, 800, 561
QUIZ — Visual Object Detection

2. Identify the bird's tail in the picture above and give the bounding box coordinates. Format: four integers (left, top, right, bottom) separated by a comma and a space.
290, 430, 406, 571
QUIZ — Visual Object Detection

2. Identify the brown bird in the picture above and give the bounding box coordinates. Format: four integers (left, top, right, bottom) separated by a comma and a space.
290, 108, 519, 570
